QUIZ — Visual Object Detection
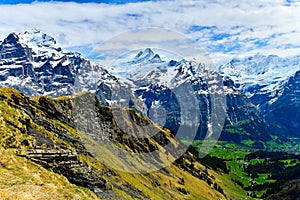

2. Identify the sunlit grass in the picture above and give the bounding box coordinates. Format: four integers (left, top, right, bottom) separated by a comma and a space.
0, 149, 99, 200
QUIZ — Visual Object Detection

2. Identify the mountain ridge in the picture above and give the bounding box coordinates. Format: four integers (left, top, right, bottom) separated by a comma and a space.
0, 31, 274, 146
102, 48, 273, 145
0, 87, 228, 199
219, 54, 300, 137
2, 30, 299, 199
0, 30, 116, 97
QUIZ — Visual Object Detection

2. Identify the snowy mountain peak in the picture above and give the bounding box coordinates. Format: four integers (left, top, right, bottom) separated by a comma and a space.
218, 54, 300, 88
3, 33, 19, 44
219, 53, 300, 115
134, 48, 154, 59
131, 48, 164, 64
149, 54, 162, 63
0, 30, 66, 64
0, 30, 62, 62
19, 30, 59, 51
221, 54, 286, 77
0, 31, 116, 98
109, 48, 212, 86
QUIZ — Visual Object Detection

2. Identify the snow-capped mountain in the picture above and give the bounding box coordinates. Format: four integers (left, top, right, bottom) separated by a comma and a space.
109, 48, 167, 81
98, 48, 272, 142
218, 54, 300, 98
219, 54, 300, 136
0, 30, 114, 97
0, 31, 273, 144
131, 48, 163, 64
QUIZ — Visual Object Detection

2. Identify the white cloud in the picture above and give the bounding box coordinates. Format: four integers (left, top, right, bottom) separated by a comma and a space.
0, 0, 300, 63
91, 28, 206, 64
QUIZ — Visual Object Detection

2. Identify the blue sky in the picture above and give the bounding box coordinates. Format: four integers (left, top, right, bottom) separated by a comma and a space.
0, 0, 153, 4
0, 0, 300, 63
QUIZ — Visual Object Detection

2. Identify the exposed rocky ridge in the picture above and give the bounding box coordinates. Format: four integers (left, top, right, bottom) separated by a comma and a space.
17, 147, 109, 195
0, 148, 99, 200
0, 88, 227, 199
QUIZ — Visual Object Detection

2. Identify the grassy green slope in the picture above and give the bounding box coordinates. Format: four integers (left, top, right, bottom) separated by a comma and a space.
0, 149, 98, 200
0, 88, 232, 200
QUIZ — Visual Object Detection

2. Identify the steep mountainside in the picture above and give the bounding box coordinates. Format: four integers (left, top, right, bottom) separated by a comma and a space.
266, 179, 300, 200
218, 54, 300, 137
98, 48, 272, 146
0, 31, 273, 146
0, 88, 232, 199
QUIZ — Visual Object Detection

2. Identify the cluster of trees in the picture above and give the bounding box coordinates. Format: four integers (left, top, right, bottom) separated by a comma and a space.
199, 154, 229, 174
243, 151, 300, 197
244, 161, 284, 178
245, 150, 300, 161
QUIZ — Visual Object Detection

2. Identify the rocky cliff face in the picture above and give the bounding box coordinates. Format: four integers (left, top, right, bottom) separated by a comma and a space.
264, 71, 300, 136
100, 49, 273, 145
0, 88, 227, 199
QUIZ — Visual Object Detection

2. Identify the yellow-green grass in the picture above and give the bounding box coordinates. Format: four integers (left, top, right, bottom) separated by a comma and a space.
0, 88, 231, 199
0, 100, 35, 148
0, 149, 99, 200
77, 132, 227, 200
209, 170, 253, 200
116, 165, 226, 200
